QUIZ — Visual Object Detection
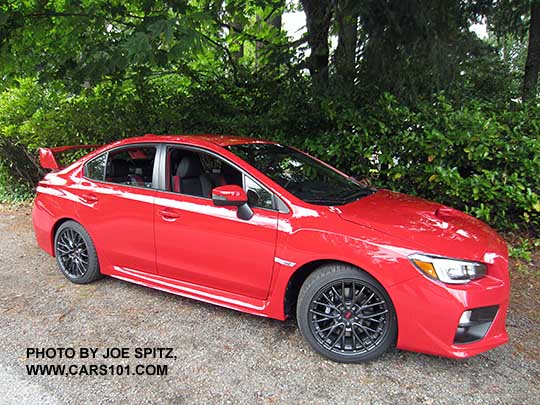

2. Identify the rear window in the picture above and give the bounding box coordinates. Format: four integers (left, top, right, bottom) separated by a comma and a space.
85, 153, 107, 181
84, 145, 156, 188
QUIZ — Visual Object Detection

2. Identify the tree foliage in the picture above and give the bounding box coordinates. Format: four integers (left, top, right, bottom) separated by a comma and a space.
0, 0, 539, 233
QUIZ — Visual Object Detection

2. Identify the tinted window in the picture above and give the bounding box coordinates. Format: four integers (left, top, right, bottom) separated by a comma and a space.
227, 143, 375, 205
168, 148, 243, 198
168, 148, 276, 210
104, 146, 156, 188
85, 153, 107, 181
245, 176, 273, 210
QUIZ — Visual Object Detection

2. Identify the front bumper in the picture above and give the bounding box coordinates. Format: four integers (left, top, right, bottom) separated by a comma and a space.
389, 256, 509, 358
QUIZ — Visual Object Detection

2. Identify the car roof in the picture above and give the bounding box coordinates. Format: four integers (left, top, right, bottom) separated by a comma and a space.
118, 134, 276, 148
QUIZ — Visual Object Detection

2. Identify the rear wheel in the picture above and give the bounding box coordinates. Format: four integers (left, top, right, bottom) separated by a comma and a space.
297, 264, 397, 363
54, 220, 101, 284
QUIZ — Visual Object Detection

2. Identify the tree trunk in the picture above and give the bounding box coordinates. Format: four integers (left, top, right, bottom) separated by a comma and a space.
523, 1, 540, 101
268, 2, 283, 31
301, 0, 332, 92
334, 0, 358, 92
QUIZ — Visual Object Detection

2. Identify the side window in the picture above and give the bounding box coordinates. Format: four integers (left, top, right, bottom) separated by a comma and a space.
104, 146, 156, 188
168, 148, 243, 198
167, 147, 276, 210
245, 176, 273, 210
85, 153, 107, 181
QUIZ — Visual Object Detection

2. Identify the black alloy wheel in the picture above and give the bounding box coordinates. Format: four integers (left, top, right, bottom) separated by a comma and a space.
297, 264, 397, 363
54, 221, 101, 284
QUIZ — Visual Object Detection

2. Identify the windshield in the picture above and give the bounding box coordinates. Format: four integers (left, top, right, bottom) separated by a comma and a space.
227, 143, 375, 205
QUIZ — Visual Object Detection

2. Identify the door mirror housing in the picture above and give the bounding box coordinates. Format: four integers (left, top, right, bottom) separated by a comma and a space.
212, 185, 248, 206
212, 185, 254, 220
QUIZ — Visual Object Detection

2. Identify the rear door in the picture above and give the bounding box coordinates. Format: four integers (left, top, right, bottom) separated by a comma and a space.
153, 145, 279, 299
76, 144, 159, 274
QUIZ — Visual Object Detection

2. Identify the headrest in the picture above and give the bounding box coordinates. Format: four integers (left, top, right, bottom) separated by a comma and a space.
110, 159, 129, 177
177, 155, 202, 178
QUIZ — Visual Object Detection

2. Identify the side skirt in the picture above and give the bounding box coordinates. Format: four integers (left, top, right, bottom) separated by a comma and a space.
108, 266, 272, 317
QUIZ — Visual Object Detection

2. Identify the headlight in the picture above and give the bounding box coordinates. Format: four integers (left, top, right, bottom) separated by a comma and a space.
409, 253, 487, 284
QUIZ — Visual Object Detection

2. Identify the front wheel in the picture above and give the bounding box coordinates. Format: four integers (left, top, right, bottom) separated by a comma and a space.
54, 220, 102, 284
297, 264, 397, 363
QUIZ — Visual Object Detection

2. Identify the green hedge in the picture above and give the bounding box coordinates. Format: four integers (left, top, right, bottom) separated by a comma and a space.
301, 94, 540, 233
1, 78, 539, 233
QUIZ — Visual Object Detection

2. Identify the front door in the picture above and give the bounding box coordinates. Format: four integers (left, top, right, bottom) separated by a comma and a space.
154, 146, 278, 299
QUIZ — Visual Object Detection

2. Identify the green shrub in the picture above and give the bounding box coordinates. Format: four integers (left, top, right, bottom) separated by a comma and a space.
0, 78, 538, 234
302, 94, 540, 233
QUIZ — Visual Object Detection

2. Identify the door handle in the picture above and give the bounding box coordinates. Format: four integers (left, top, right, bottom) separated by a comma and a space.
79, 193, 98, 204
159, 208, 180, 221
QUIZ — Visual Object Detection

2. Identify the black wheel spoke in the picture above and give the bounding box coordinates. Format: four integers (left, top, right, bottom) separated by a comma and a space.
314, 316, 335, 323
57, 242, 70, 251
351, 326, 369, 351
360, 292, 376, 306
313, 300, 338, 311
323, 322, 343, 342
360, 310, 388, 319
352, 285, 365, 305
330, 328, 346, 349
321, 292, 335, 306
75, 261, 84, 275
357, 323, 376, 346
318, 322, 339, 333
359, 301, 385, 310
354, 322, 378, 333
331, 286, 341, 303
310, 309, 339, 318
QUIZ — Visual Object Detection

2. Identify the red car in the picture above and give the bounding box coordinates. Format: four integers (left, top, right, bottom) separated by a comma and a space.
32, 135, 509, 362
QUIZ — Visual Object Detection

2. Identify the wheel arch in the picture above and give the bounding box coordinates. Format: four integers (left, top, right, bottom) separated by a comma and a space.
283, 258, 394, 319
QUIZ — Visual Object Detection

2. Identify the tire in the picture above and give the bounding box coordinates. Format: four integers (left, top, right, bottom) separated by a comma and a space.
296, 263, 397, 363
54, 220, 102, 284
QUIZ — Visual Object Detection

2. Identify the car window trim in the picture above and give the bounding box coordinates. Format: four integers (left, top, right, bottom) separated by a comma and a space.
241, 172, 276, 211
160, 144, 287, 213
82, 143, 160, 191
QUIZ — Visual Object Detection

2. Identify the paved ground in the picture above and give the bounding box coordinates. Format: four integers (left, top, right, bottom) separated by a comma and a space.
0, 204, 539, 404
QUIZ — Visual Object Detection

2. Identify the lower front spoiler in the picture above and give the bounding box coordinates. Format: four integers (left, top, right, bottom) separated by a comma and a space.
389, 273, 510, 359
398, 317, 509, 359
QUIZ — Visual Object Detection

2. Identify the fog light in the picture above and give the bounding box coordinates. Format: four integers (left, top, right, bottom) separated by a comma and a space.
454, 305, 499, 344
458, 310, 472, 326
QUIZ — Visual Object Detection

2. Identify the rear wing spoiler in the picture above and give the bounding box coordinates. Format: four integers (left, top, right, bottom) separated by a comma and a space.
39, 145, 101, 170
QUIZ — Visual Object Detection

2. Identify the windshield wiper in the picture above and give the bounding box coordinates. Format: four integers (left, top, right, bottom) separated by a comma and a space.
337, 188, 376, 203
303, 197, 348, 205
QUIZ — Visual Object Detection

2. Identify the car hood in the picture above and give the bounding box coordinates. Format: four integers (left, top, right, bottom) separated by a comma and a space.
336, 189, 507, 262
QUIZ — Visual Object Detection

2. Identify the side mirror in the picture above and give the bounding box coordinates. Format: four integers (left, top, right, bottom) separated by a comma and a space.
212, 185, 254, 220
212, 185, 248, 206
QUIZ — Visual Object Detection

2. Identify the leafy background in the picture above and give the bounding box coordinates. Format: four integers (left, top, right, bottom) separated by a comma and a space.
0, 0, 539, 236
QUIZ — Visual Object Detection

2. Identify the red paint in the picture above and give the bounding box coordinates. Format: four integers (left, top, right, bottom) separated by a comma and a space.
211, 185, 248, 204
32, 134, 509, 359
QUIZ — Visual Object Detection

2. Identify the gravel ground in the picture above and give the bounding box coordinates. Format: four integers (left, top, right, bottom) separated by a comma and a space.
0, 204, 539, 404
